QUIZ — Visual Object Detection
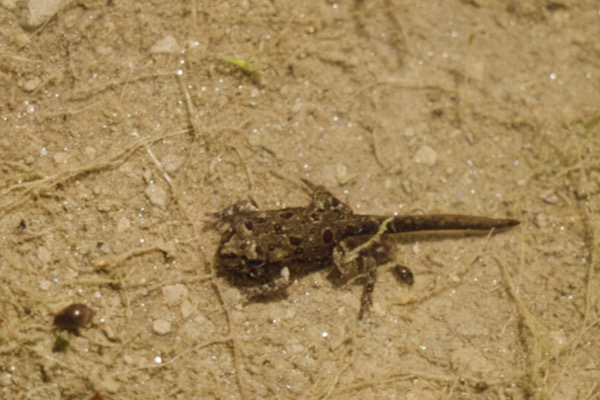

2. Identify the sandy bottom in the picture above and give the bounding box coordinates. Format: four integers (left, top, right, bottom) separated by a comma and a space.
1, 1, 599, 399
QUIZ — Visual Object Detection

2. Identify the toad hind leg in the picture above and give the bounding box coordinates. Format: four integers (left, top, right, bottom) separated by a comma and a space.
333, 240, 403, 320
301, 179, 353, 215
333, 217, 399, 319
357, 255, 378, 320
216, 198, 260, 218
207, 198, 260, 232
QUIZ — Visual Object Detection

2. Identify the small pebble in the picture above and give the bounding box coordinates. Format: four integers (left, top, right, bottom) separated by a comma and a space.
37, 246, 52, 264
162, 284, 189, 304
153, 319, 172, 335
54, 304, 95, 330
142, 168, 153, 183
22, 77, 42, 92
145, 185, 167, 208
402, 127, 415, 137
22, 0, 70, 28
180, 300, 196, 318
84, 146, 97, 160
412, 243, 420, 254
533, 213, 548, 228
161, 154, 184, 172
53, 152, 68, 164
538, 189, 559, 204
150, 35, 180, 54
117, 216, 131, 232
414, 145, 438, 165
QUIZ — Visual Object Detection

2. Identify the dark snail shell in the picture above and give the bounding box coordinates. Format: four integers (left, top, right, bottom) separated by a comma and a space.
53, 304, 95, 330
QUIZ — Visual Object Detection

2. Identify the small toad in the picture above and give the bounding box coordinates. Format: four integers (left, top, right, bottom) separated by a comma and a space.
215, 180, 518, 319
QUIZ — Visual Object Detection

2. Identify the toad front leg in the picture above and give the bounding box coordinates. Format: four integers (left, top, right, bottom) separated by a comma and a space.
242, 265, 292, 299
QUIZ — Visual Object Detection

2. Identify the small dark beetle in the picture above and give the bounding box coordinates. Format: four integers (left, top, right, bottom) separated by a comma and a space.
54, 303, 95, 330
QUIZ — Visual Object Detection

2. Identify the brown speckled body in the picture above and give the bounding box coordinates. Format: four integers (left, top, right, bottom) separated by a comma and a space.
216, 180, 519, 318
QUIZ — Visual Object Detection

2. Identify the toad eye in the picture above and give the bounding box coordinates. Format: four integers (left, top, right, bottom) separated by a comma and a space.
244, 258, 265, 269
246, 259, 266, 278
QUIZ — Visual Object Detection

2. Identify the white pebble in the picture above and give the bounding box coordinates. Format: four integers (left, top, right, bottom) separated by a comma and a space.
414, 145, 438, 166
161, 154, 184, 172
162, 284, 189, 304
538, 190, 559, 204
22, 77, 42, 92
37, 246, 52, 264
84, 146, 97, 160
153, 319, 172, 335
53, 152, 68, 164
117, 216, 131, 233
181, 300, 196, 318
145, 185, 167, 208
150, 35, 180, 54
21, 0, 71, 28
